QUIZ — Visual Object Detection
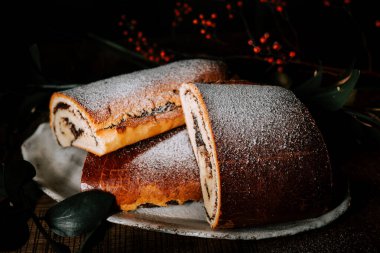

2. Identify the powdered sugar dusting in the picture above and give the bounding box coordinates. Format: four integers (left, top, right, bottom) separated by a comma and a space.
196, 84, 329, 164
131, 130, 195, 175
115, 127, 199, 185
60, 59, 226, 123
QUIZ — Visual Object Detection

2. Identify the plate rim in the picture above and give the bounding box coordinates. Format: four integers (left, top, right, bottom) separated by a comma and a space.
107, 194, 350, 240
38, 184, 350, 240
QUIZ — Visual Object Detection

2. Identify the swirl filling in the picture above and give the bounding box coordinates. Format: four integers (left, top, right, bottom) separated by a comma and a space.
180, 89, 219, 224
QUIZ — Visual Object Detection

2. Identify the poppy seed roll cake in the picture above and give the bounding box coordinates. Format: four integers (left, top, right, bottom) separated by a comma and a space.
179, 83, 333, 228
50, 59, 226, 156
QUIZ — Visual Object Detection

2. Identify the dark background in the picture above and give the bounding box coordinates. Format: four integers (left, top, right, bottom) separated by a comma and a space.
1, 0, 380, 252
4, 0, 380, 154
5, 0, 380, 86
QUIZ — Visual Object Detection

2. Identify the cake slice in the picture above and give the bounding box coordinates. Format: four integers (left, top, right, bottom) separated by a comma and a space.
180, 83, 333, 228
50, 59, 226, 156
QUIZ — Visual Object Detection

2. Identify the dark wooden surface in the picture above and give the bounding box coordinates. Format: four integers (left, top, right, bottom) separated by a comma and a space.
2, 150, 379, 253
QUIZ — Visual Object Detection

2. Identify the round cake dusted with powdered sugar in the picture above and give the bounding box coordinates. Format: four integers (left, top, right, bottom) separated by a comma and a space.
49, 59, 227, 156
180, 83, 333, 228
81, 127, 201, 211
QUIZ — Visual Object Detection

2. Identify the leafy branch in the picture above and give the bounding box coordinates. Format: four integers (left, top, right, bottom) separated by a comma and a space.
0, 159, 118, 252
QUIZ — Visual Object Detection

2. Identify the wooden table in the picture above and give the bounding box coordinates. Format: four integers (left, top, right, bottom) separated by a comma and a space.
5, 150, 379, 253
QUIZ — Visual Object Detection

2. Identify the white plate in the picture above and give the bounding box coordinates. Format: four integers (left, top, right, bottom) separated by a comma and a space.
21, 123, 350, 240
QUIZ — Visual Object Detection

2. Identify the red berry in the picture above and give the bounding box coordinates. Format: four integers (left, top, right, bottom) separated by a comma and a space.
272, 42, 280, 50
289, 51, 296, 58
253, 46, 261, 54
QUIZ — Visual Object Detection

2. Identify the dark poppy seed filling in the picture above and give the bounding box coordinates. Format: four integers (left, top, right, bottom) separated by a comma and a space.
104, 102, 181, 129
137, 102, 179, 118
192, 114, 205, 148
148, 102, 179, 116
53, 102, 70, 113
53, 103, 96, 147
181, 91, 218, 223
53, 101, 180, 144
62, 118, 84, 142
58, 117, 84, 145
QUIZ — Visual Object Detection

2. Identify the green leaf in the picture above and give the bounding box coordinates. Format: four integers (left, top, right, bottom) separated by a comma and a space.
2, 160, 37, 205
45, 190, 116, 237
343, 108, 380, 146
344, 109, 380, 129
309, 69, 360, 111
293, 67, 323, 96
31, 213, 71, 253
77, 220, 110, 253
294, 69, 360, 111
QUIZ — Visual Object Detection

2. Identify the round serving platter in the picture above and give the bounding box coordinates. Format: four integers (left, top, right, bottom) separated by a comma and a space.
21, 123, 350, 240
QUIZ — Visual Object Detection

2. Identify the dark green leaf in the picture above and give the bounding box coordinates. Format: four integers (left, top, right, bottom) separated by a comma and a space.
294, 69, 360, 111
77, 220, 110, 253
45, 190, 116, 237
309, 69, 360, 111
31, 213, 71, 253
343, 108, 380, 145
293, 67, 323, 96
3, 160, 36, 204
344, 109, 380, 129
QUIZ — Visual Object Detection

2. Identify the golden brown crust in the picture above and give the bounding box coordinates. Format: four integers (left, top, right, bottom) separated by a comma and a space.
180, 83, 333, 228
49, 59, 227, 156
81, 127, 201, 211
94, 109, 185, 157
